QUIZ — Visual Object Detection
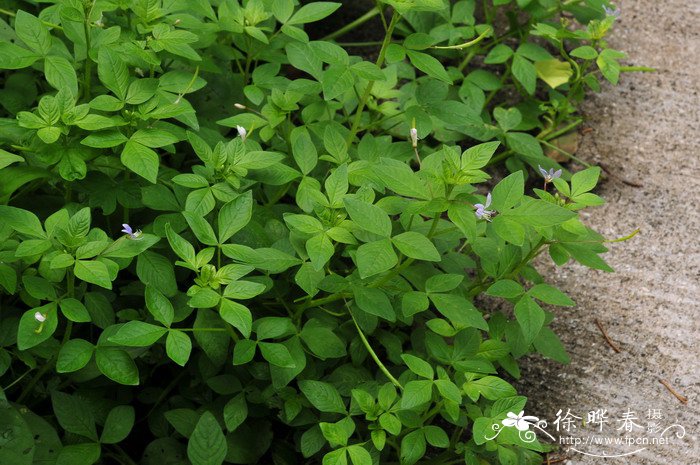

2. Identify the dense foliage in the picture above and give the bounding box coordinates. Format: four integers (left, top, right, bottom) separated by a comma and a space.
0, 0, 626, 464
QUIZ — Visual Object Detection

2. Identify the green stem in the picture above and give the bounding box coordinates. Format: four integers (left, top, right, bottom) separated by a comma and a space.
350, 308, 403, 390
322, 7, 381, 41
620, 65, 657, 73
540, 139, 591, 167
82, 11, 93, 101
337, 41, 386, 47
346, 10, 401, 146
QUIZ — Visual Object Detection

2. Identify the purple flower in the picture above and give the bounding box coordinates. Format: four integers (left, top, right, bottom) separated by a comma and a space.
121, 223, 143, 240
603, 4, 620, 17
538, 165, 562, 183
475, 193, 494, 221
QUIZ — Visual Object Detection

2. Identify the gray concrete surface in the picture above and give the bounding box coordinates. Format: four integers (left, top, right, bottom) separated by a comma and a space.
512, 1, 700, 463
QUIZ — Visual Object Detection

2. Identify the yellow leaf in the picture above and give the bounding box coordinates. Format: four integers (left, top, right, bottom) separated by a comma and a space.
534, 59, 573, 89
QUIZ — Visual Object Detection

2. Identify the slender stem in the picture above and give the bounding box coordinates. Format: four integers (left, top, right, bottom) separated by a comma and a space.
349, 307, 403, 390
82, 8, 93, 101
322, 7, 380, 41
346, 10, 401, 146
620, 65, 657, 73
540, 139, 591, 167
337, 41, 386, 47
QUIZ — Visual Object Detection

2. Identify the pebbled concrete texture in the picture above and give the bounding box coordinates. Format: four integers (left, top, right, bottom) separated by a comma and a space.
511, 0, 700, 463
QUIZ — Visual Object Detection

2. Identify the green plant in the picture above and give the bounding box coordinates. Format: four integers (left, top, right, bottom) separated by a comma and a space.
0, 1, 633, 464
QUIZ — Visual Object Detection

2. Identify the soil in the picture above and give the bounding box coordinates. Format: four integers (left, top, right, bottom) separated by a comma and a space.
511, 0, 700, 463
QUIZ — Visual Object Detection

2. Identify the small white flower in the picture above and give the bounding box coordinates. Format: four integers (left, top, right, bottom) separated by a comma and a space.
410, 127, 419, 148
502, 411, 540, 432
237, 125, 247, 142
34, 312, 46, 323
234, 103, 246, 110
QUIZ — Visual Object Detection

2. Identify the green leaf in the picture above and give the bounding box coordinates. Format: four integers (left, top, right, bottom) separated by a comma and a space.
45, 56, 79, 96
220, 298, 252, 338
131, 128, 179, 148
392, 232, 440, 262
355, 239, 398, 279
401, 354, 433, 379
406, 50, 451, 83
258, 342, 296, 368
51, 391, 98, 440
528, 284, 574, 306
492, 216, 525, 246
430, 294, 488, 331
109, 321, 167, 347
425, 274, 463, 293
74, 260, 112, 289
570, 46, 598, 59
322, 65, 355, 101
166, 330, 192, 366
484, 44, 513, 64
15, 11, 52, 55
347, 445, 372, 465
514, 297, 545, 345
0, 42, 40, 69
56, 338, 94, 373
424, 425, 449, 448
512, 55, 536, 95
0, 206, 45, 238
597, 49, 625, 84
464, 376, 516, 401
0, 149, 24, 170
286, 42, 323, 80
145, 286, 174, 326
490, 171, 524, 211
400, 430, 426, 465
101, 405, 135, 444
299, 380, 346, 413
505, 132, 544, 161
291, 127, 318, 175
501, 198, 575, 227
223, 393, 248, 432
401, 380, 433, 409
165, 224, 196, 264
353, 285, 395, 321
95, 347, 139, 386
377, 158, 430, 199
300, 322, 346, 360
288, 2, 341, 24
187, 412, 227, 465
344, 197, 391, 237
571, 167, 601, 197
121, 140, 159, 183
56, 443, 100, 465
306, 233, 334, 271
17, 303, 58, 350
98, 48, 129, 100
218, 191, 253, 243
533, 327, 570, 363
485, 280, 523, 298
183, 211, 218, 246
